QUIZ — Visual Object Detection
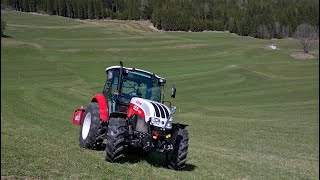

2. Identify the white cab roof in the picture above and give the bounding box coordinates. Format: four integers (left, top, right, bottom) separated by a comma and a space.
105, 66, 164, 79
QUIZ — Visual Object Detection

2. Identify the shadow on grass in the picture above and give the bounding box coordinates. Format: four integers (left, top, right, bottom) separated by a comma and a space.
124, 151, 197, 171
1, 34, 13, 38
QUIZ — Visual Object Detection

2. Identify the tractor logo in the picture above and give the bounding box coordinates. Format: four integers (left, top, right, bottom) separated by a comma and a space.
136, 101, 142, 106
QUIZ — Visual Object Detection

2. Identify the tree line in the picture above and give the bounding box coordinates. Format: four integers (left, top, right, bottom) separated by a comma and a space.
2, 0, 319, 39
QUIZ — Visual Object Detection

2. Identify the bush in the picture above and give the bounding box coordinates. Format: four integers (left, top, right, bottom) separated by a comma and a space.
151, 9, 162, 30
110, 12, 118, 20
212, 20, 224, 31
118, 13, 128, 20
256, 24, 271, 39
205, 20, 214, 31
1, 17, 6, 37
190, 19, 205, 32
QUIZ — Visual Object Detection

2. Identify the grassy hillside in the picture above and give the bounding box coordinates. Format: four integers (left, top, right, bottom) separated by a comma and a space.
1, 10, 319, 179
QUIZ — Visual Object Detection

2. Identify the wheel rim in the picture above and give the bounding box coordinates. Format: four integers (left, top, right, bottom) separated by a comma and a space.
82, 112, 91, 139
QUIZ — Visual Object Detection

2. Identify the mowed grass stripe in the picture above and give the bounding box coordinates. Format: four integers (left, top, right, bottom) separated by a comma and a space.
1, 10, 319, 179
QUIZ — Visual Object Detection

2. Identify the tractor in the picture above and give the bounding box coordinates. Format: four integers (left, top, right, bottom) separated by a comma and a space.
72, 62, 189, 170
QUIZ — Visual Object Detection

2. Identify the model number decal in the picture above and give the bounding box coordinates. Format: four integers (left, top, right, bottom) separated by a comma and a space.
133, 105, 139, 111
133, 105, 143, 115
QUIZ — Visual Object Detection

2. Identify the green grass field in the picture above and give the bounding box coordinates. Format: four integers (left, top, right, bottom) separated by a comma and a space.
1, 10, 319, 179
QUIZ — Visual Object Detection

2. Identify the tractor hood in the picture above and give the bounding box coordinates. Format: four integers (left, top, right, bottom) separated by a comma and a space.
129, 97, 173, 129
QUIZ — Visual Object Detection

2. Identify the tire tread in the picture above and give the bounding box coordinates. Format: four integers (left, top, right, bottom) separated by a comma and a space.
105, 118, 126, 163
168, 128, 189, 170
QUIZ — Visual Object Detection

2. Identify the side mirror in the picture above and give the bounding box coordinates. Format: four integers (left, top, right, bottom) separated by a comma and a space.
171, 87, 176, 98
107, 70, 113, 83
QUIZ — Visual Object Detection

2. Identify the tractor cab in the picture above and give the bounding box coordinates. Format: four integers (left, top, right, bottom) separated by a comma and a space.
103, 65, 167, 115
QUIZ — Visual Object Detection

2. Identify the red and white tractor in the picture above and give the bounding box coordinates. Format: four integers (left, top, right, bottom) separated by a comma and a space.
72, 62, 189, 170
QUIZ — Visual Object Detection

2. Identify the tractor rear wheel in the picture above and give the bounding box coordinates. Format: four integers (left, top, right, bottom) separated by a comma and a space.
79, 102, 105, 150
105, 117, 127, 163
168, 128, 189, 170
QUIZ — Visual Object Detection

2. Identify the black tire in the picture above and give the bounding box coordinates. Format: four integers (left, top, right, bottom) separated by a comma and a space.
79, 102, 105, 150
105, 117, 127, 163
168, 128, 189, 170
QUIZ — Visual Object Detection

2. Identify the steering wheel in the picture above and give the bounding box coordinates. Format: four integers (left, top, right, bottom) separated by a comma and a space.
118, 91, 136, 99
127, 91, 142, 97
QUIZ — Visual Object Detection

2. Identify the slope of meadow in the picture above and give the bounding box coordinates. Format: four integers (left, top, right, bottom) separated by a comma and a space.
1, 11, 319, 179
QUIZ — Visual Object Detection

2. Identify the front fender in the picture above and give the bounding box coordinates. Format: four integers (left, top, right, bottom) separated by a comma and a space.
127, 102, 146, 120
172, 123, 188, 130
92, 94, 109, 122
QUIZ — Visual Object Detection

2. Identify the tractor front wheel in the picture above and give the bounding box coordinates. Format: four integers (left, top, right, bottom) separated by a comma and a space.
105, 118, 127, 163
79, 102, 105, 150
168, 128, 189, 170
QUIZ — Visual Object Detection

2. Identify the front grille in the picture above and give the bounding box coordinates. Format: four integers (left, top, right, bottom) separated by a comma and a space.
161, 104, 170, 118
157, 104, 165, 118
150, 102, 160, 117
150, 102, 169, 119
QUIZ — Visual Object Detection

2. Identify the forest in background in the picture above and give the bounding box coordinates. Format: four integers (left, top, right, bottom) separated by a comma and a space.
1, 0, 319, 38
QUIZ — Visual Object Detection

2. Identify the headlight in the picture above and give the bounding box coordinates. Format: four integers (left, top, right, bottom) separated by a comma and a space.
165, 121, 172, 129
165, 117, 173, 129
150, 117, 161, 126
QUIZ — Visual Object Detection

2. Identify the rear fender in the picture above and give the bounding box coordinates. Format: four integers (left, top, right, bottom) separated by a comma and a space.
91, 94, 109, 122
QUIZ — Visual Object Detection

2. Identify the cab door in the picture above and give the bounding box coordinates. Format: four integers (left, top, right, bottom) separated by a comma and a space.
103, 69, 120, 114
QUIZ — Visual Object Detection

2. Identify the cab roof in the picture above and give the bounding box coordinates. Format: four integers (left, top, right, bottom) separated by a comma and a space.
105, 66, 164, 80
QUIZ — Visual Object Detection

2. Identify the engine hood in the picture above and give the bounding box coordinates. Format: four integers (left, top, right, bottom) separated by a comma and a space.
129, 97, 172, 128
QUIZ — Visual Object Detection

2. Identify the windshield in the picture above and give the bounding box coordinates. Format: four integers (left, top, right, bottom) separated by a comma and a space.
121, 70, 161, 102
